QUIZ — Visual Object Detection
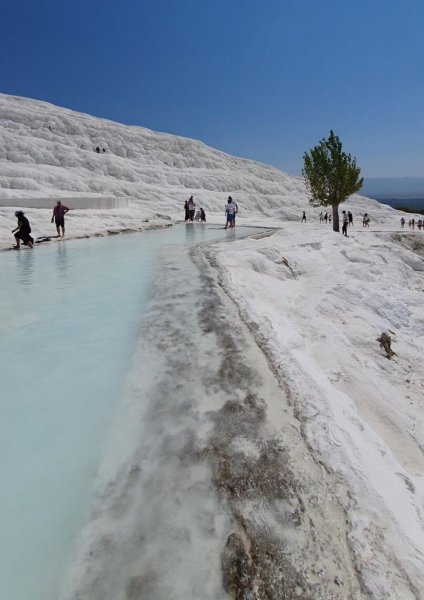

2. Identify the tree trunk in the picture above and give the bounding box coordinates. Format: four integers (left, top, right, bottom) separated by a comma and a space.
332, 203, 339, 232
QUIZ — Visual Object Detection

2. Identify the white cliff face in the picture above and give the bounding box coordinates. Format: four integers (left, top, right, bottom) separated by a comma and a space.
0, 93, 402, 248
0, 93, 305, 214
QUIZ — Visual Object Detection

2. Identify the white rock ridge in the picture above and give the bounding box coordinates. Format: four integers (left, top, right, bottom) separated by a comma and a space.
0, 93, 401, 247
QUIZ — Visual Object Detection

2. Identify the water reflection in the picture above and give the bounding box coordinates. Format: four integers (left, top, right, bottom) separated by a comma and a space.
15, 249, 35, 289
185, 222, 195, 240
196, 223, 207, 242
55, 242, 70, 285
184, 222, 208, 242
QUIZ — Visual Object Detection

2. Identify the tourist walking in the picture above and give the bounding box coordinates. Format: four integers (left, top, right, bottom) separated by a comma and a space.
319, 211, 323, 223
400, 217, 405, 228
342, 211, 349, 236
184, 200, 189, 221
51, 200, 70, 237
324, 212, 328, 224
301, 211, 306, 223
348, 211, 353, 226
363, 213, 370, 227
12, 211, 34, 249
232, 199, 239, 225
200, 208, 206, 222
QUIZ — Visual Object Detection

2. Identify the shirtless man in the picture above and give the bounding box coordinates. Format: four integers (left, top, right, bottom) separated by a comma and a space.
51, 201, 70, 237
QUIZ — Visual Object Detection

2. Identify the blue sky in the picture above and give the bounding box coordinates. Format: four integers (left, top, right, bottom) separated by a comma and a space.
1, 0, 423, 177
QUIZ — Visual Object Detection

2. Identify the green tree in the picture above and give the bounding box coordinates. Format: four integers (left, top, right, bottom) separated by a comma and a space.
302, 131, 363, 232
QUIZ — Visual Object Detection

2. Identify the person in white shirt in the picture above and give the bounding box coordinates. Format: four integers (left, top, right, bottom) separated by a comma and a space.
225, 196, 237, 229
187, 196, 196, 221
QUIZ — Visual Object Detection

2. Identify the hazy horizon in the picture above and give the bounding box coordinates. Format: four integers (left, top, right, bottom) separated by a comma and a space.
362, 177, 424, 199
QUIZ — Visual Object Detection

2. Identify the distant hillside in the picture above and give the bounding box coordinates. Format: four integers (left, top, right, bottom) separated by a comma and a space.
363, 178, 424, 200
377, 198, 424, 212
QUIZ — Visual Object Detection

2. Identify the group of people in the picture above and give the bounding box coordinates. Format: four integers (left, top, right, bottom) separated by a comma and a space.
11, 201, 70, 249
318, 211, 332, 224
318, 210, 355, 230
184, 195, 238, 228
308, 210, 422, 231
401, 217, 424, 230
305, 209, 372, 232
13, 195, 422, 251
184, 196, 206, 222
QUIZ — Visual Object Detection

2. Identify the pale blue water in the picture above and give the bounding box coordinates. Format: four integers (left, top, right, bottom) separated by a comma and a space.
0, 224, 264, 600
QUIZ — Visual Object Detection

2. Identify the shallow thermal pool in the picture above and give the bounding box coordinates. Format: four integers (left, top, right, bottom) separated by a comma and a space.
0, 224, 266, 600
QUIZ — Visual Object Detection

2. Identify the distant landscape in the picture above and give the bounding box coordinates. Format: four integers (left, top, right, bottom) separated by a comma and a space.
376, 199, 424, 214
363, 177, 424, 212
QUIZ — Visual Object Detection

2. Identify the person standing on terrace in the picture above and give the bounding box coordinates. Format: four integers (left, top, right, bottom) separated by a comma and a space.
187, 196, 196, 221
51, 200, 70, 237
225, 197, 237, 229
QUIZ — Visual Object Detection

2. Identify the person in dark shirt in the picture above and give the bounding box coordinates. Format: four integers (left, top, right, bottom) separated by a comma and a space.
12, 211, 34, 249
342, 211, 349, 236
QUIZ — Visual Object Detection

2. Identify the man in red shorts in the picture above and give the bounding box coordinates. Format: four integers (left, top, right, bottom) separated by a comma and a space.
51, 200, 70, 237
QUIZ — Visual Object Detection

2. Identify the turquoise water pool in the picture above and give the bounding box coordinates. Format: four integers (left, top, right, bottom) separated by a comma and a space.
0, 224, 264, 600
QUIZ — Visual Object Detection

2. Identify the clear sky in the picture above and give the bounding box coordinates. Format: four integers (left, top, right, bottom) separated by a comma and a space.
1, 0, 423, 177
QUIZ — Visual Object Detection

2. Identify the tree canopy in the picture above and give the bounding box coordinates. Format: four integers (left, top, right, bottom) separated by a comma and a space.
302, 131, 363, 232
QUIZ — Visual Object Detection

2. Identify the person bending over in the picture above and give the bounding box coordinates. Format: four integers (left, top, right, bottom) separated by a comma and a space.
12, 211, 34, 249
